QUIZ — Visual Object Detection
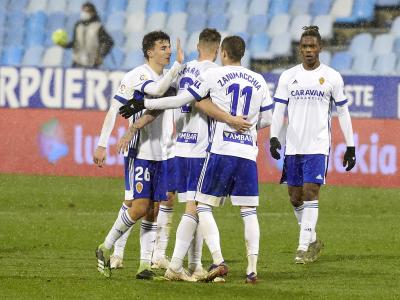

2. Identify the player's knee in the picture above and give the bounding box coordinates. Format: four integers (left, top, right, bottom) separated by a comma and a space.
303, 184, 320, 201
123, 199, 133, 207
163, 192, 175, 207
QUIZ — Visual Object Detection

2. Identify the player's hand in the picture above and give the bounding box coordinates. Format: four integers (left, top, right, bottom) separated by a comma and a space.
228, 116, 251, 133
93, 146, 106, 167
176, 38, 184, 64
269, 137, 281, 160
119, 98, 146, 119
343, 146, 356, 171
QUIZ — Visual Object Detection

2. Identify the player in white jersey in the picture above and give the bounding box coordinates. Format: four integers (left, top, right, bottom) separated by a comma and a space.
129, 36, 274, 283
95, 31, 184, 279
269, 26, 356, 264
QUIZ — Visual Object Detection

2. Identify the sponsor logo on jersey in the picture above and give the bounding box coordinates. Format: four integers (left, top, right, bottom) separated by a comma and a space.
319, 77, 325, 85
290, 89, 324, 97
292, 79, 298, 84
177, 132, 198, 143
136, 182, 143, 193
223, 131, 253, 145
139, 74, 147, 81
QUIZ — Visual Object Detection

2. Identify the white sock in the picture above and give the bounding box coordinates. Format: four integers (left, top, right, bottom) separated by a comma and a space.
298, 200, 319, 251
152, 205, 173, 261
104, 210, 135, 249
140, 220, 157, 264
197, 204, 223, 265
188, 220, 203, 272
241, 208, 259, 275
113, 203, 132, 258
293, 203, 304, 226
169, 214, 198, 272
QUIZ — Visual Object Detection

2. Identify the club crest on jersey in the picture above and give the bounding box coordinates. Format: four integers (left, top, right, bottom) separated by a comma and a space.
140, 74, 147, 81
136, 182, 143, 193
177, 132, 198, 144
319, 77, 325, 85
223, 131, 253, 145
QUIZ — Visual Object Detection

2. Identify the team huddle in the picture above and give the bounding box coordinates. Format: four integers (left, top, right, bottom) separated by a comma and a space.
93, 26, 356, 283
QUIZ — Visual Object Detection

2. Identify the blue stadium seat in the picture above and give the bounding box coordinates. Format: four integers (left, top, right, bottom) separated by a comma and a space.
66, 0, 83, 13
349, 33, 373, 54
236, 32, 251, 45
330, 51, 353, 73
106, 12, 126, 31
393, 37, 400, 54
147, 0, 168, 15
47, 0, 68, 13
5, 28, 25, 46
107, 0, 127, 13
249, 33, 270, 55
0, 11, 6, 27
319, 50, 332, 65
0, 28, 5, 46
27, 11, 47, 30
186, 51, 198, 62
146, 12, 167, 31
290, 14, 312, 40
8, 0, 28, 11
227, 14, 249, 33
127, 0, 147, 13
187, 0, 207, 15
352, 52, 375, 74
104, 47, 125, 70
249, 0, 270, 15
310, 0, 332, 16
47, 12, 67, 33
166, 12, 188, 33
227, 0, 249, 16
248, 14, 269, 34
208, 14, 227, 31
6, 10, 26, 27
372, 34, 394, 55
168, 0, 187, 13
376, 0, 400, 6
22, 46, 44, 66
336, 0, 375, 23
207, 0, 226, 16
390, 16, 400, 37
124, 49, 145, 69
65, 13, 80, 37
186, 13, 207, 33
110, 30, 126, 48
63, 49, 72, 67
25, 29, 45, 47
268, 0, 291, 17
1, 46, 24, 65
313, 15, 334, 40
374, 53, 396, 75
289, 0, 312, 16
0, 0, 9, 11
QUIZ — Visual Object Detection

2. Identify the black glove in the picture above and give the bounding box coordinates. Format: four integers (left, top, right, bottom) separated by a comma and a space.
119, 98, 145, 119
269, 137, 281, 160
343, 146, 356, 171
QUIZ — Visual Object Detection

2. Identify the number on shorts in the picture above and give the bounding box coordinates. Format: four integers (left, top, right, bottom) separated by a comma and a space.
135, 166, 150, 181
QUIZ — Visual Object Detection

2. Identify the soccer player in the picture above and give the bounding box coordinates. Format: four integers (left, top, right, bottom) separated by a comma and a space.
269, 26, 356, 264
129, 35, 273, 283
95, 30, 184, 279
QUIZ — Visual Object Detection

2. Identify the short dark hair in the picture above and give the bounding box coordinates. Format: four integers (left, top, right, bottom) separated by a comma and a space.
301, 25, 322, 44
221, 36, 246, 62
142, 31, 170, 60
199, 28, 221, 45
82, 2, 96, 14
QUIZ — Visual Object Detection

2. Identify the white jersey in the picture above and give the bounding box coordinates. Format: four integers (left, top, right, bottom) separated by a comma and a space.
114, 64, 172, 161
274, 63, 347, 155
187, 65, 273, 161
174, 60, 219, 158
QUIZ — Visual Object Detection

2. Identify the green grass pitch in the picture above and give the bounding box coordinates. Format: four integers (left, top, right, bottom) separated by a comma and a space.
0, 174, 399, 299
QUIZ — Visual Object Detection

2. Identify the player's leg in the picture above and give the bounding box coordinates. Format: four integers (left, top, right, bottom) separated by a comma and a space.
231, 158, 260, 283
195, 153, 231, 282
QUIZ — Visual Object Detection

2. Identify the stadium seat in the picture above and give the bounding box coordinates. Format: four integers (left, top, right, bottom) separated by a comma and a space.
66, 0, 82, 13
27, 11, 47, 30
27, 0, 48, 13
103, 47, 125, 70
65, 13, 80, 38
8, 0, 28, 11
263, 35, 292, 59
0, 0, 9, 11
330, 51, 353, 73
376, 0, 400, 6
331, 0, 353, 19
236, 32, 251, 45
166, 12, 188, 33
390, 16, 400, 37
1, 46, 24, 65
5, 28, 25, 47
349, 33, 373, 54
187, 0, 207, 15
22, 46, 44, 66
352, 52, 375, 74
208, 14, 228, 31
169, 30, 188, 48
207, 0, 226, 16
373, 53, 396, 75
47, 0, 67, 12
146, 12, 167, 31
110, 31, 126, 48
268, 0, 291, 17
62, 48, 72, 67
227, 14, 249, 33
393, 37, 400, 54
186, 14, 207, 33
186, 50, 198, 62
267, 14, 290, 37
227, 0, 249, 16
47, 12, 67, 33
126, 32, 145, 51
168, 0, 187, 14
124, 49, 145, 69
313, 15, 334, 40
25, 29, 45, 47
337, 0, 375, 23
125, 12, 146, 33
6, 10, 26, 27
290, 14, 312, 41
309, 0, 332, 16
249, 33, 270, 57
319, 50, 332, 65
289, 0, 312, 16
372, 34, 394, 55
127, 0, 147, 13
147, 0, 168, 15
107, 0, 127, 13
42, 46, 64, 66
0, 11, 6, 28
186, 31, 201, 53
248, 0, 270, 15
106, 12, 126, 32
248, 14, 269, 34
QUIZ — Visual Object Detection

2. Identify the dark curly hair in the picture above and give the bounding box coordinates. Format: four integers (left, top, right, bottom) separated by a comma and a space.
142, 31, 170, 60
